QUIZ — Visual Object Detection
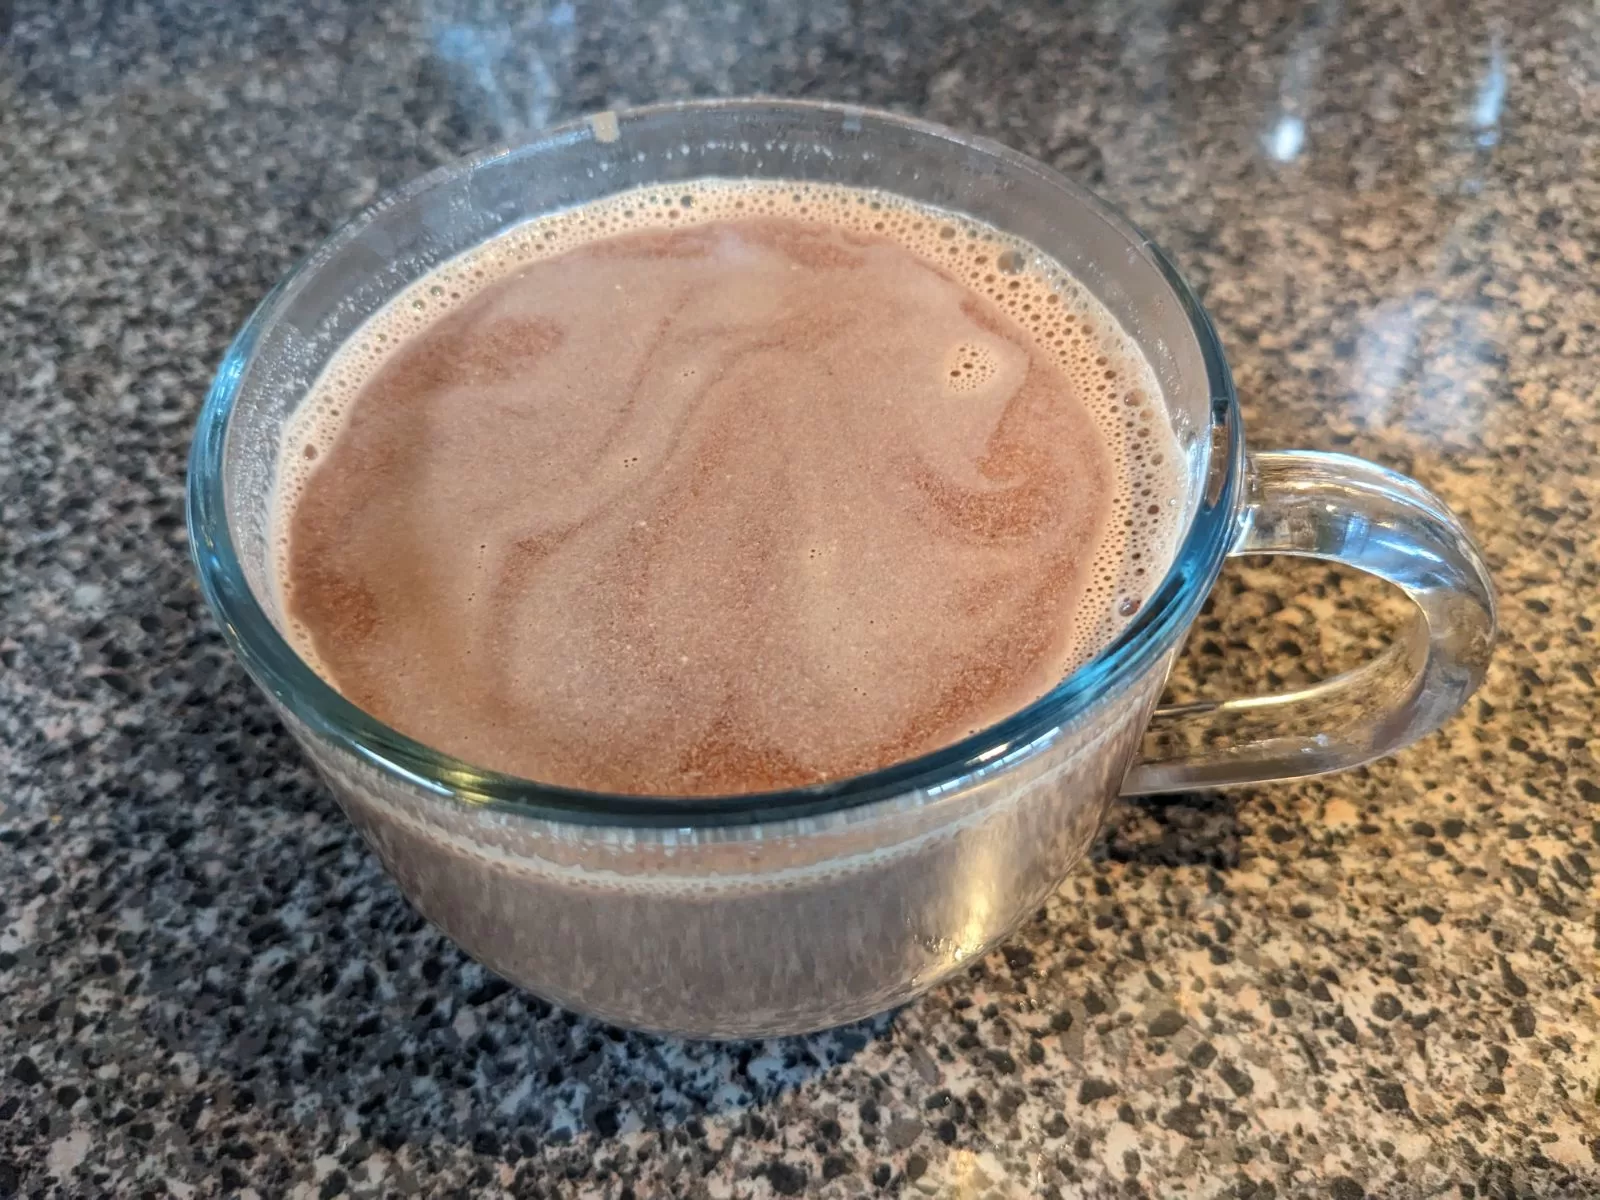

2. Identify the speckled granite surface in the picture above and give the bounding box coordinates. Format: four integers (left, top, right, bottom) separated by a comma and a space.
3, 1, 1598, 1197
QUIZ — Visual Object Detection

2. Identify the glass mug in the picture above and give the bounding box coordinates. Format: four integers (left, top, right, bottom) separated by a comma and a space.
188, 100, 1495, 1038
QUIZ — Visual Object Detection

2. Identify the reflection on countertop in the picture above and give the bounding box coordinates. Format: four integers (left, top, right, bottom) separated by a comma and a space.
2, 1, 1597, 1196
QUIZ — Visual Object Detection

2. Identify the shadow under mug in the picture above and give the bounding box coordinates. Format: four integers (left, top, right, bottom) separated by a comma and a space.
188, 100, 1496, 1038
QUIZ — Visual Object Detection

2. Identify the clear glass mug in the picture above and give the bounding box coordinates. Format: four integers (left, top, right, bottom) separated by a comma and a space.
188, 100, 1495, 1038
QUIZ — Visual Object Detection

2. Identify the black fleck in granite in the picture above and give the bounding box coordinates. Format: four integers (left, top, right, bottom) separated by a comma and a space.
3, 1, 1598, 1197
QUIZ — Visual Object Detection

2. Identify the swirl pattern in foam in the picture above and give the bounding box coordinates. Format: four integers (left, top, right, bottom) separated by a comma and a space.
274, 180, 1186, 797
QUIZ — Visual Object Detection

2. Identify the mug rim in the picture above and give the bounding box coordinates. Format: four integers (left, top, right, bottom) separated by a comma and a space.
186, 97, 1245, 829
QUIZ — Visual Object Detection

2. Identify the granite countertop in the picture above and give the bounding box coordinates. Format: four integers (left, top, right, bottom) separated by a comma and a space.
3, 1, 1598, 1196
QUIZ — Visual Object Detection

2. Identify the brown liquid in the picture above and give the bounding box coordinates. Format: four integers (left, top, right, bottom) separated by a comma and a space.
278, 183, 1183, 796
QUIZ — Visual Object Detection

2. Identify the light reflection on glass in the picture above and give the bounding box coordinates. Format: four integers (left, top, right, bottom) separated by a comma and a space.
1259, 0, 1338, 164
1472, 36, 1507, 147
1352, 296, 1423, 425
1347, 289, 1496, 445
1266, 115, 1306, 163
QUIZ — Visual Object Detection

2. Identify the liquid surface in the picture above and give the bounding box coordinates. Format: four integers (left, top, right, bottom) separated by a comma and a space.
277, 181, 1185, 796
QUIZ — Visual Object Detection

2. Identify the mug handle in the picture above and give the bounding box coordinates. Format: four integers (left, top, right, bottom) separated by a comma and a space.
1122, 450, 1497, 795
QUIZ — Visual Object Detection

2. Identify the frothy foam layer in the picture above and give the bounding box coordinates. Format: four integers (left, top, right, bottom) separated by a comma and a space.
274, 180, 1186, 796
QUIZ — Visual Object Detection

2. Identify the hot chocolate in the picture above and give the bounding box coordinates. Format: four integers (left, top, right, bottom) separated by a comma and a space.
274, 180, 1185, 795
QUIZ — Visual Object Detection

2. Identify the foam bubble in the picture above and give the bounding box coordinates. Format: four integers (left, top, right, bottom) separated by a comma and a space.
943, 341, 1000, 393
